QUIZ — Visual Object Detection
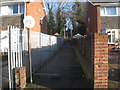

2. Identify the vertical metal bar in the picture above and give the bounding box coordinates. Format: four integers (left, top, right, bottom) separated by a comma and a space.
22, 30, 25, 66
11, 27, 15, 68
12, 39, 15, 68
11, 26, 13, 69
11, 26, 14, 88
15, 27, 18, 67
18, 28, 20, 67
71, 29, 72, 38
28, 29, 33, 83
8, 25, 14, 88
20, 29, 23, 67
12, 27, 16, 68
11, 27, 13, 68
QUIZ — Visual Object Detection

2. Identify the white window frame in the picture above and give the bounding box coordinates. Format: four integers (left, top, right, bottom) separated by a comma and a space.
0, 4, 24, 16
9, 4, 24, 15
100, 7, 118, 16
106, 29, 116, 44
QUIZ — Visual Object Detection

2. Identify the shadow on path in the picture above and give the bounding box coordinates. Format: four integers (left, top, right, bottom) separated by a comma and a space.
33, 40, 90, 89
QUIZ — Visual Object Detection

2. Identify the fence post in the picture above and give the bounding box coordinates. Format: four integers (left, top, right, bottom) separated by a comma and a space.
27, 28, 33, 83
8, 25, 14, 88
0, 40, 2, 89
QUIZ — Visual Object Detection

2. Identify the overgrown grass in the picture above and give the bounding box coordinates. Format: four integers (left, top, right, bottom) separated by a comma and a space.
74, 47, 93, 81
109, 80, 120, 88
109, 64, 120, 69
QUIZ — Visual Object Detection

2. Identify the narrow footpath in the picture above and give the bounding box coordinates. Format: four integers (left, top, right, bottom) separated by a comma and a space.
33, 40, 89, 89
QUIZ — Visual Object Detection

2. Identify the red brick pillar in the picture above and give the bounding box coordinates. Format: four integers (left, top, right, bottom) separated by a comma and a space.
94, 33, 108, 88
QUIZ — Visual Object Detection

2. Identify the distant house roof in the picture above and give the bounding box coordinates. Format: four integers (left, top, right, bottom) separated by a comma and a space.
73, 33, 83, 39
88, 0, 120, 6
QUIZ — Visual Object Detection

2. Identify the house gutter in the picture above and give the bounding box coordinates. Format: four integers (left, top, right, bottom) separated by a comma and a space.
88, 0, 119, 6
0, 0, 30, 6
87, 0, 94, 6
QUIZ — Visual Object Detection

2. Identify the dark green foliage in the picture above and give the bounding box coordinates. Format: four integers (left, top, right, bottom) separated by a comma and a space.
46, 2, 67, 36
46, 3, 56, 35
46, 2, 86, 36
71, 2, 86, 35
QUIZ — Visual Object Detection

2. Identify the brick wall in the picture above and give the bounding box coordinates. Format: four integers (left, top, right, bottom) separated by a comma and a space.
94, 33, 108, 88
86, 2, 120, 33
86, 2, 101, 34
76, 33, 108, 88
26, 2, 47, 33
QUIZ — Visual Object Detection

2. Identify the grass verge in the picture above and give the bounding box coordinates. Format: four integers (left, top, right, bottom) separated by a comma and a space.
74, 47, 93, 82
109, 64, 120, 69
109, 80, 120, 88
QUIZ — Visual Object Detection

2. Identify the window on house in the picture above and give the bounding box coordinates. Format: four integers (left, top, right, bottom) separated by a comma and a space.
106, 29, 116, 44
88, 17, 90, 24
13, 5, 18, 14
20, 4, 24, 13
9, 5, 18, 14
101, 7, 117, 16
9, 4, 24, 14
106, 7, 117, 15
0, 4, 24, 15
101, 8, 105, 15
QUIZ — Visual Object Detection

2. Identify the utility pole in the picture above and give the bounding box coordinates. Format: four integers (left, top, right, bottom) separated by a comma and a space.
64, 24, 66, 38
27, 28, 33, 83
71, 29, 72, 38
64, 29, 65, 38
23, 16, 35, 83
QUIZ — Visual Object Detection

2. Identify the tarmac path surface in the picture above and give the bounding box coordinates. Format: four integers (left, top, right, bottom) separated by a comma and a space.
33, 40, 90, 89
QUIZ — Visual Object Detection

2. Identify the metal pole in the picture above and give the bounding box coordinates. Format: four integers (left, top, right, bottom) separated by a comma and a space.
27, 28, 33, 83
8, 26, 14, 88
64, 29, 65, 38
71, 29, 72, 38
64, 24, 66, 38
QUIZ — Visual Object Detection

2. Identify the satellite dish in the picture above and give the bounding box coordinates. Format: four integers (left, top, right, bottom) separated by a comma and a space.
23, 16, 35, 29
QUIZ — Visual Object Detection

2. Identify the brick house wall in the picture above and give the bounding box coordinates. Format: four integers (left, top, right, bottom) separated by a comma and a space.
0, 1, 47, 33
26, 2, 47, 33
86, 2, 101, 34
86, 2, 120, 50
